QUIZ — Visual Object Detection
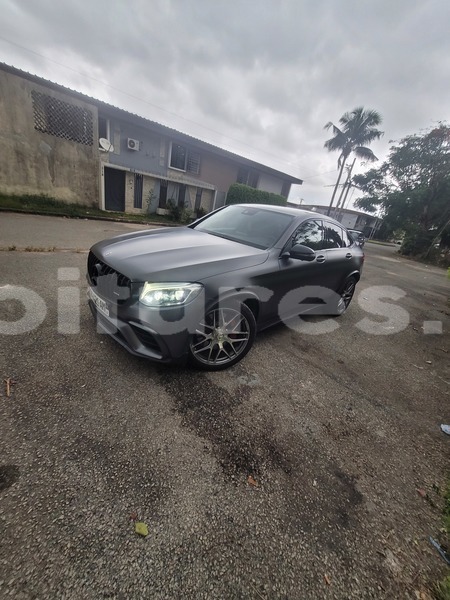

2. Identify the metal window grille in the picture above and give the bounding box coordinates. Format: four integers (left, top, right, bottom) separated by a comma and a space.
134, 174, 143, 209
159, 180, 168, 208
31, 91, 93, 145
187, 151, 201, 174
195, 188, 202, 210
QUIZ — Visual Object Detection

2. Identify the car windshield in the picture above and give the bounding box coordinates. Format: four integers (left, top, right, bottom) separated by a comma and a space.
191, 205, 294, 249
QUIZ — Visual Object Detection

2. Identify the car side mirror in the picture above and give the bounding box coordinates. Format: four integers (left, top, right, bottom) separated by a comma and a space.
357, 234, 365, 243
288, 244, 316, 261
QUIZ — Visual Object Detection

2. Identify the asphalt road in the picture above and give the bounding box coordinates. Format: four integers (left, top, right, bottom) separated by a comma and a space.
0, 213, 449, 599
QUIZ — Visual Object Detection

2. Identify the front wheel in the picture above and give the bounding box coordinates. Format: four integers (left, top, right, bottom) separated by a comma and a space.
334, 276, 357, 316
188, 303, 256, 370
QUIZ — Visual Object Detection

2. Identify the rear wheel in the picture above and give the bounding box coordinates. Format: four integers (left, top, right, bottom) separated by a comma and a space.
188, 303, 256, 370
335, 276, 357, 316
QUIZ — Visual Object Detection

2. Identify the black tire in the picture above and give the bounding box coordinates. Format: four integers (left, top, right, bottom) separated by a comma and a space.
334, 276, 357, 316
188, 303, 256, 370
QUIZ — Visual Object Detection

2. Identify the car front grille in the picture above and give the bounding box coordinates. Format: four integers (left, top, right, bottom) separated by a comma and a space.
87, 251, 131, 303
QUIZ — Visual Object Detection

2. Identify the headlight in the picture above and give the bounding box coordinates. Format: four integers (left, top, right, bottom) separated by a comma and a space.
139, 282, 203, 307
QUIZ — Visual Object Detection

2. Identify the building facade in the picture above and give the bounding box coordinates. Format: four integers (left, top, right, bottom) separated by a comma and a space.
0, 63, 302, 216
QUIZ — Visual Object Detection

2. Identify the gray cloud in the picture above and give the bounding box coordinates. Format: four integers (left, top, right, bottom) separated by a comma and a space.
0, 0, 448, 205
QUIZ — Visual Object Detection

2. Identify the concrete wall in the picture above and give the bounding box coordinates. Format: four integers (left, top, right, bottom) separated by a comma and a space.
0, 66, 295, 214
340, 213, 358, 229
200, 151, 287, 198
185, 151, 237, 193
0, 69, 99, 205
106, 115, 166, 176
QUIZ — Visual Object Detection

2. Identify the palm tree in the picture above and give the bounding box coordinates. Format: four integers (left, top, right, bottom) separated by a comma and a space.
324, 107, 383, 216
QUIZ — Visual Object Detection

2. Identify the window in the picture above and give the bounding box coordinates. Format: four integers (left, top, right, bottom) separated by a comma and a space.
237, 167, 259, 188
192, 205, 294, 249
169, 143, 201, 174
159, 180, 168, 208
187, 152, 201, 174
195, 188, 202, 211
98, 116, 110, 140
170, 143, 187, 170
292, 220, 324, 251
31, 91, 93, 145
323, 223, 346, 249
341, 229, 352, 247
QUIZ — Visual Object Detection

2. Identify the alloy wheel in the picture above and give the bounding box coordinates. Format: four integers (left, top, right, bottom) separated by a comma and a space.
189, 306, 253, 368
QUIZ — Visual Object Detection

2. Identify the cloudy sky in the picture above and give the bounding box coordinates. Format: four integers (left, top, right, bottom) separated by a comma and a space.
1, 0, 449, 206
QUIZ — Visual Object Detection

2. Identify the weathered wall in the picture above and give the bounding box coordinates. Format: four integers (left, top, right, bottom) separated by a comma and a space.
106, 115, 165, 176
0, 69, 99, 205
197, 152, 238, 194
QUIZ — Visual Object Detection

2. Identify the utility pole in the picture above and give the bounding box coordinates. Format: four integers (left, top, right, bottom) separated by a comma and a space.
333, 158, 356, 218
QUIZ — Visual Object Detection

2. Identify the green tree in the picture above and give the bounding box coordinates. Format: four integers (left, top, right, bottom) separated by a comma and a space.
324, 107, 384, 215
354, 124, 450, 257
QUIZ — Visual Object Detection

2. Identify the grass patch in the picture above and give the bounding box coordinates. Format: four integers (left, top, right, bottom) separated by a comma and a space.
444, 481, 450, 535
435, 480, 450, 600
0, 193, 173, 225
436, 576, 450, 600
24, 246, 56, 252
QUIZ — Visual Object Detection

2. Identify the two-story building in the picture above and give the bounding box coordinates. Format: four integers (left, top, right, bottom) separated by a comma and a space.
0, 63, 302, 216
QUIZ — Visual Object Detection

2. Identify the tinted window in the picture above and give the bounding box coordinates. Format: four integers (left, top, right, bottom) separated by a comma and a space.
292, 220, 323, 250
341, 228, 352, 247
323, 222, 346, 249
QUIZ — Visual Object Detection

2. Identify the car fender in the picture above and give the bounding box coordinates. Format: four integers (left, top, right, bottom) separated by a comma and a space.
340, 270, 361, 290
204, 288, 261, 318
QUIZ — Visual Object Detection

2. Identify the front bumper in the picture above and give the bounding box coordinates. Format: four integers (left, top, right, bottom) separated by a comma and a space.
87, 285, 203, 364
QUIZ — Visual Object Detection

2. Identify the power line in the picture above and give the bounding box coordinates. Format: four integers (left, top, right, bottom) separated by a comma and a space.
0, 35, 320, 176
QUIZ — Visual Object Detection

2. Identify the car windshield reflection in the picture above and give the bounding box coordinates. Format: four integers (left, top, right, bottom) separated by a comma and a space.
191, 205, 294, 249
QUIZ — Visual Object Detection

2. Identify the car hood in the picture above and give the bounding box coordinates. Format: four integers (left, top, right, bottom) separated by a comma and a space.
90, 226, 269, 282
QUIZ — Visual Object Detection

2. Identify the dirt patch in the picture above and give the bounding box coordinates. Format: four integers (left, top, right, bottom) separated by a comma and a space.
0, 464, 20, 492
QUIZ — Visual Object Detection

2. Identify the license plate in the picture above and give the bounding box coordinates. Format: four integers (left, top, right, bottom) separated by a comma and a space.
88, 287, 110, 317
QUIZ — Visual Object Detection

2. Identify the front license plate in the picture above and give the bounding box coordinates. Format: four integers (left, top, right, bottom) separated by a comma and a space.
88, 287, 110, 317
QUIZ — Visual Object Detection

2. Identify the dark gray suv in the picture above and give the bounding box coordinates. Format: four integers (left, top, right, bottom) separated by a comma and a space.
87, 204, 364, 370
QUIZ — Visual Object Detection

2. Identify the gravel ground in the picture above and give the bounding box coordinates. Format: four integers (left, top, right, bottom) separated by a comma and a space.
0, 217, 449, 599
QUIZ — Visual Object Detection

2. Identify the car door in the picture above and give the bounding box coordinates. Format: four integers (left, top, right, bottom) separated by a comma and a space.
271, 218, 330, 321
321, 221, 357, 292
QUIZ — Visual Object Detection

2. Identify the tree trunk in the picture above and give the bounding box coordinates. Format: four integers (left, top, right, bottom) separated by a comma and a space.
327, 157, 347, 216
334, 158, 356, 217
423, 213, 450, 258
337, 179, 354, 219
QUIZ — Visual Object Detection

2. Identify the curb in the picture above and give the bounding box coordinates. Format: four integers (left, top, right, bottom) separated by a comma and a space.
0, 207, 177, 227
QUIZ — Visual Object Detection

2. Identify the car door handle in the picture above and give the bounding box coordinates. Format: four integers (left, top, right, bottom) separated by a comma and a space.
345, 253, 352, 259
316, 254, 326, 263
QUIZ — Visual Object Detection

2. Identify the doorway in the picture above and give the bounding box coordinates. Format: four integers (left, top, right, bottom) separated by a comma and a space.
104, 167, 125, 212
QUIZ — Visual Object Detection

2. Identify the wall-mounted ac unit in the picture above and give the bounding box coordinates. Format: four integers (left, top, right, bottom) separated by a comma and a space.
127, 138, 140, 151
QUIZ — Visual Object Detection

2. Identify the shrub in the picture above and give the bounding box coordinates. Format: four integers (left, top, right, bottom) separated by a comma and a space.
166, 200, 182, 222
166, 200, 194, 224
226, 183, 287, 207
195, 206, 207, 219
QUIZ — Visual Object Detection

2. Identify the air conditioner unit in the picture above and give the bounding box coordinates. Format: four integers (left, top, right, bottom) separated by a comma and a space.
127, 138, 140, 151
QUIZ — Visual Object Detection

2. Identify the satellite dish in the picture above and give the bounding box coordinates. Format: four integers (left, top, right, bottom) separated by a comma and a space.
99, 138, 114, 152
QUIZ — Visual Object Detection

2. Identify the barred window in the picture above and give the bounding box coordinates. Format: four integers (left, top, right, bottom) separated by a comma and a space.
169, 141, 201, 174
187, 151, 201, 175
31, 91, 93, 145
